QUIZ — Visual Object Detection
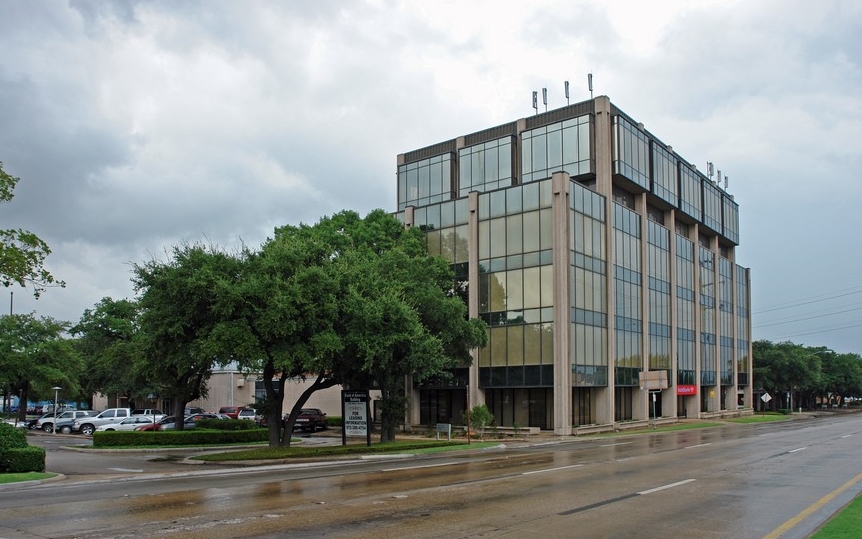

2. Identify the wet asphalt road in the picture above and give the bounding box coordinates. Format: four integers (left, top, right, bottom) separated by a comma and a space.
3, 415, 862, 539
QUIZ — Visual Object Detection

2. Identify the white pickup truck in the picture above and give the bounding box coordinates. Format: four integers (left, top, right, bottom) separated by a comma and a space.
72, 408, 132, 435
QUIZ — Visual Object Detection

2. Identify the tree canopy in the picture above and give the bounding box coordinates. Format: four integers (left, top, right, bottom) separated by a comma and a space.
132, 243, 246, 429
0, 161, 64, 298
208, 209, 486, 445
753, 340, 862, 409
0, 313, 82, 421
71, 297, 144, 405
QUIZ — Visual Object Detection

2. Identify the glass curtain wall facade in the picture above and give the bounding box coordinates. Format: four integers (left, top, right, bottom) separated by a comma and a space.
570, 183, 607, 426
396, 96, 752, 433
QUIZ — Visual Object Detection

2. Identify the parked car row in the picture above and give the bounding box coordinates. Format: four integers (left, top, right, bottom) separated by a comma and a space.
7, 404, 330, 435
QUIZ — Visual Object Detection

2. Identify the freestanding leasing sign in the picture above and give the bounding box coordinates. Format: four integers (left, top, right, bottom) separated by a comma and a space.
341, 390, 371, 446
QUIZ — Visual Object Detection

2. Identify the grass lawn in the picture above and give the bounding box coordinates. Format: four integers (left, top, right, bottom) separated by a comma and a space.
727, 414, 790, 424
810, 494, 862, 538
195, 439, 500, 462
0, 472, 56, 484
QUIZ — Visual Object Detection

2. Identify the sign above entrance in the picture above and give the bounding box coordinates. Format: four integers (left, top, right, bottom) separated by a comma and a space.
677, 384, 697, 396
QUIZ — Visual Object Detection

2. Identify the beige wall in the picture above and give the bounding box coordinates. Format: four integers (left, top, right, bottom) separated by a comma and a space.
93, 373, 369, 419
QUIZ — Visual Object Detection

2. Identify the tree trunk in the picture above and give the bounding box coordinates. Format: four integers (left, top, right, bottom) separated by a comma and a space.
281, 374, 338, 446
378, 381, 405, 443
16, 383, 30, 422
172, 396, 188, 431
261, 360, 285, 447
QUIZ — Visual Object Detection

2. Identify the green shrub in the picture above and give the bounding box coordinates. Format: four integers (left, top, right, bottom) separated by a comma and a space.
469, 404, 495, 440
0, 446, 46, 473
327, 416, 342, 427
0, 423, 28, 449
93, 428, 268, 447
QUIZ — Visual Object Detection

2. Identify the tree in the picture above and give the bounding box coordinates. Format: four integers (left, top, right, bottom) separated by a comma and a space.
331, 210, 487, 443
469, 404, 494, 440
71, 297, 145, 407
224, 229, 343, 447
133, 243, 245, 429
820, 351, 862, 408
0, 313, 82, 421
223, 209, 486, 446
0, 162, 64, 298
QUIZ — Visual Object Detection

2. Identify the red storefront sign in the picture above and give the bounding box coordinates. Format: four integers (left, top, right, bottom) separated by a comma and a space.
677, 384, 698, 396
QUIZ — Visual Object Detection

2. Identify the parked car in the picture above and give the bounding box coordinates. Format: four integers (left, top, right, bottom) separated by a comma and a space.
26, 413, 54, 430
73, 408, 132, 435
184, 407, 206, 416
135, 415, 177, 432
131, 409, 165, 421
291, 408, 328, 432
237, 408, 256, 421
96, 416, 156, 432
37, 410, 96, 433
42, 404, 76, 415
135, 413, 225, 431
218, 406, 241, 419
55, 411, 100, 434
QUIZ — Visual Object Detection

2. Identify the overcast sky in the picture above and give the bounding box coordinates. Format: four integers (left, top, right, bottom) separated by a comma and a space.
1, 0, 860, 354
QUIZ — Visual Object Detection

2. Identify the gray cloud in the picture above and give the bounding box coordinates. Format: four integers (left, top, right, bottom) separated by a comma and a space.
1, 0, 860, 353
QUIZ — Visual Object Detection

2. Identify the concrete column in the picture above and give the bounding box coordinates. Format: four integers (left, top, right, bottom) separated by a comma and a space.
468, 191, 483, 409
552, 172, 572, 435
593, 95, 615, 425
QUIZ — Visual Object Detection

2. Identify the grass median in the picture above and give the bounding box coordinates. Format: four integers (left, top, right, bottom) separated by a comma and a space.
809, 494, 862, 538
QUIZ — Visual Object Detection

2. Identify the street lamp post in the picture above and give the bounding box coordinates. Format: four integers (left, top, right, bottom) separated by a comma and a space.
51, 386, 62, 432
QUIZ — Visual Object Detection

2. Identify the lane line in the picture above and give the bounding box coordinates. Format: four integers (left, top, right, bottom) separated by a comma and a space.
788, 447, 807, 453
560, 479, 695, 515
382, 462, 462, 472
637, 479, 696, 495
684, 443, 711, 449
600, 442, 633, 448
761, 471, 862, 539
522, 464, 584, 475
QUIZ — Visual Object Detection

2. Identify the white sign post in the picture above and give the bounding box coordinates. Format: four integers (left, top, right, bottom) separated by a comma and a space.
342, 390, 371, 446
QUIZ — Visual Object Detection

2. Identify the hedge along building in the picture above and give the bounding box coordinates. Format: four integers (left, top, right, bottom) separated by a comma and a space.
394, 95, 752, 435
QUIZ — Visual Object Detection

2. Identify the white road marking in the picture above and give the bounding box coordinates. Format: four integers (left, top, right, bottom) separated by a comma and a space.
788, 447, 807, 453
382, 462, 462, 472
522, 464, 584, 475
600, 442, 633, 448
683, 443, 711, 449
108, 468, 144, 473
638, 479, 696, 495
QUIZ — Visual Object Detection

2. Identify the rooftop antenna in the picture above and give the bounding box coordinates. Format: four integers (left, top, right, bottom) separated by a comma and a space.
532, 91, 538, 115
588, 73, 593, 99
565, 80, 570, 105
542, 87, 548, 112
724, 176, 729, 190
707, 161, 715, 180
717, 170, 722, 186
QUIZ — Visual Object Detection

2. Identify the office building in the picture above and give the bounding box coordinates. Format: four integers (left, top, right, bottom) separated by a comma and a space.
395, 96, 752, 435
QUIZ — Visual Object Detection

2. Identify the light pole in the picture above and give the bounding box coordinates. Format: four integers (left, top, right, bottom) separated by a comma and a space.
51, 386, 62, 432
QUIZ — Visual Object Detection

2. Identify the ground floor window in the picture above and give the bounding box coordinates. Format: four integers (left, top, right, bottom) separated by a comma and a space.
573, 387, 595, 426
615, 387, 633, 421
419, 389, 466, 426
484, 388, 552, 430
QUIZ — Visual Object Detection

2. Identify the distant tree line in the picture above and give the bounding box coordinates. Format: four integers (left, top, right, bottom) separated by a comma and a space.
0, 209, 487, 446
754, 340, 862, 411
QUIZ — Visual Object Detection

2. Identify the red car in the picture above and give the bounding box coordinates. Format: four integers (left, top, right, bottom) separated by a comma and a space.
218, 406, 241, 419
